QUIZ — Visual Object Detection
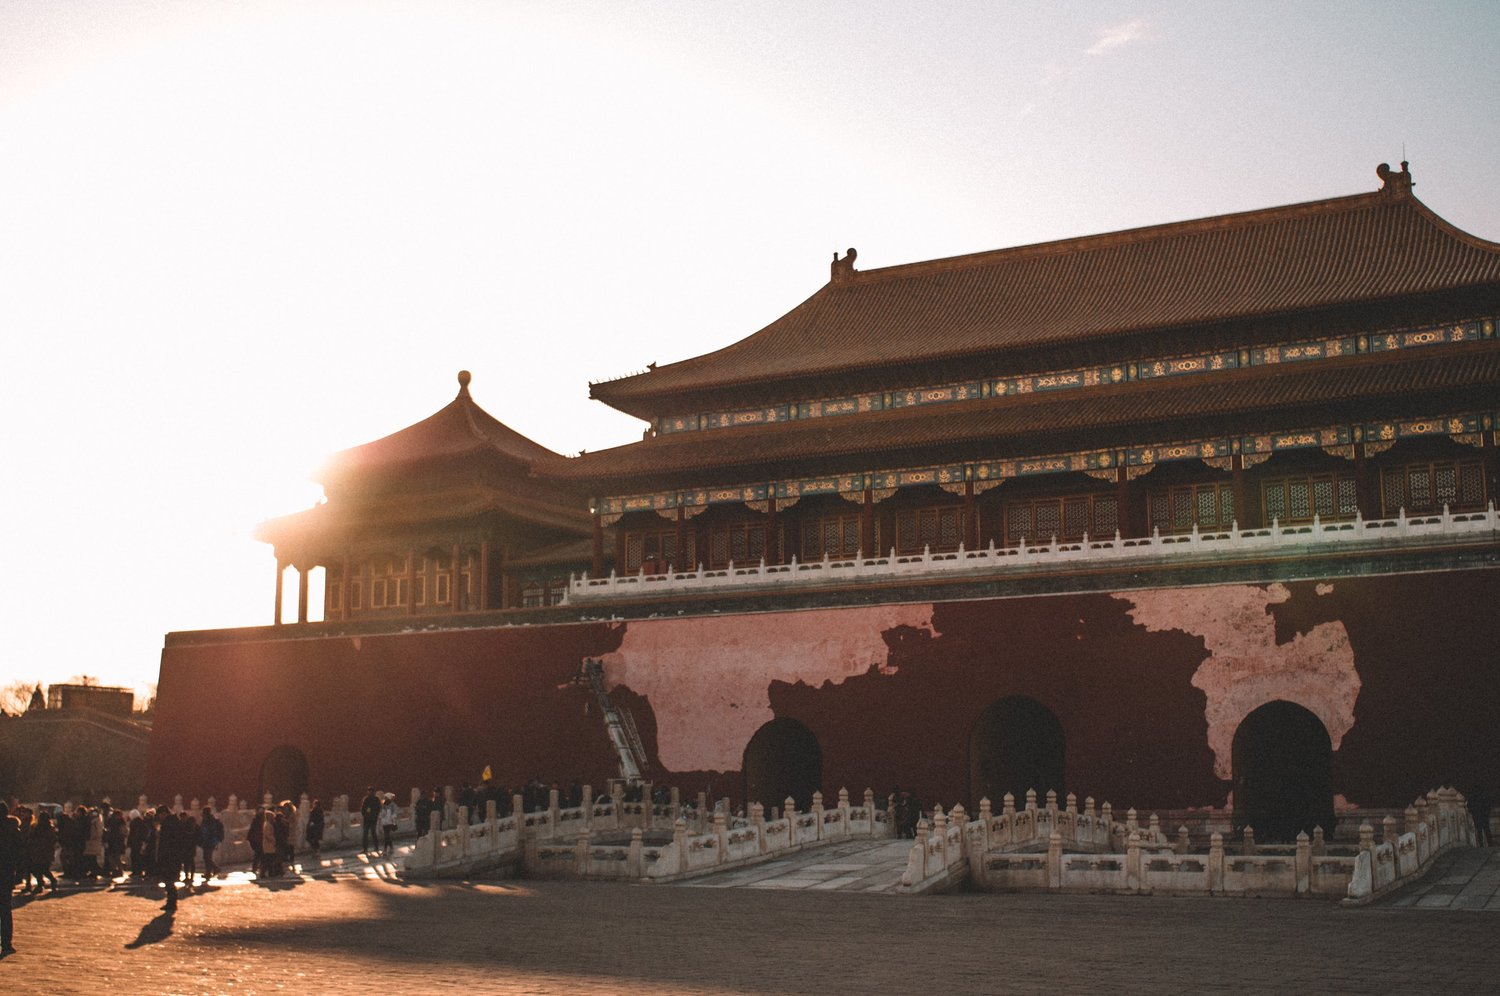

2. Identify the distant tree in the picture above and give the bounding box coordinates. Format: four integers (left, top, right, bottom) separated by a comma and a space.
0, 680, 41, 716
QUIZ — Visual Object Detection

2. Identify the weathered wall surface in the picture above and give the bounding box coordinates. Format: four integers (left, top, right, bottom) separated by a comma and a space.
149, 568, 1500, 811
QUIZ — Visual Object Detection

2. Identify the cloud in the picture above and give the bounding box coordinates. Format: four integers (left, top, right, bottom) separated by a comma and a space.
1085, 19, 1147, 56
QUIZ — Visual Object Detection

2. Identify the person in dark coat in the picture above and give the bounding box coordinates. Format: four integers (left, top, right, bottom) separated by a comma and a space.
248, 808, 266, 877
127, 809, 151, 879
156, 808, 188, 911
198, 807, 223, 879
0, 803, 21, 955
24, 811, 57, 893
359, 788, 382, 853
304, 800, 325, 858
413, 791, 434, 839
103, 805, 126, 878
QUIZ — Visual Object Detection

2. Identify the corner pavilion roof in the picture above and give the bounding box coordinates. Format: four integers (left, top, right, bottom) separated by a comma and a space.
590, 165, 1500, 419
321, 370, 560, 482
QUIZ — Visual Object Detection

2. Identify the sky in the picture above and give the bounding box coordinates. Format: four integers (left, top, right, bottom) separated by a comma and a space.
2, 1, 1498, 703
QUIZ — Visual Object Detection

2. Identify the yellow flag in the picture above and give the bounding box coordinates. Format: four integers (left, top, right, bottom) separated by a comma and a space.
481, 765, 493, 782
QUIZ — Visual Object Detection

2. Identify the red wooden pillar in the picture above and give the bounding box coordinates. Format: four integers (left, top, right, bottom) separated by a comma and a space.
860, 488, 875, 556
406, 546, 417, 615
765, 496, 780, 565
963, 482, 977, 549
674, 508, 686, 571
273, 558, 285, 625
478, 540, 491, 610
1115, 468, 1133, 539
1231, 454, 1247, 529
1482, 431, 1500, 509
296, 565, 309, 624
451, 543, 461, 611
1353, 441, 1376, 519
591, 513, 605, 577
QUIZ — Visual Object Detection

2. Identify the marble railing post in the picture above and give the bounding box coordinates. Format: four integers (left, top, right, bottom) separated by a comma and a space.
713, 810, 729, 863
1382, 815, 1397, 847
1125, 831, 1141, 892
696, 792, 708, 834
863, 789, 877, 837
582, 785, 594, 830
669, 786, 681, 824
751, 803, 767, 854
1048, 830, 1065, 891
837, 788, 851, 837
1240, 826, 1255, 856
811, 792, 825, 841
1176, 826, 1191, 854
628, 828, 644, 879
1295, 832, 1311, 895
1312, 825, 1326, 856
979, 798, 993, 853
549, 788, 560, 831
784, 797, 797, 843
574, 828, 591, 876
1208, 833, 1225, 894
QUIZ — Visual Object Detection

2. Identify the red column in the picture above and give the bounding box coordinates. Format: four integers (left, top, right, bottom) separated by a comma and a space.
1231, 454, 1247, 529
674, 508, 686, 571
478, 540, 491, 610
1482, 432, 1499, 510
591, 513, 604, 577
296, 566, 309, 624
765, 497, 780, 565
451, 543, 462, 611
1115, 468, 1132, 539
963, 482, 977, 549
1354, 441, 1376, 520
273, 559, 285, 625
860, 489, 875, 556
406, 547, 417, 615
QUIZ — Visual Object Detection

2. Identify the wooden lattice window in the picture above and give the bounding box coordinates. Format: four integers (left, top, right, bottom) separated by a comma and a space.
1261, 472, 1358, 525
801, 511, 865, 560
706, 522, 765, 568
1149, 482, 1235, 534
1004, 494, 1118, 544
894, 505, 964, 554
1380, 459, 1486, 516
624, 527, 693, 573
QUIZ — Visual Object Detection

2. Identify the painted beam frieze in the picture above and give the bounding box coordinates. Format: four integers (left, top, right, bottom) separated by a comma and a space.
654, 316, 1495, 437
596, 411, 1497, 516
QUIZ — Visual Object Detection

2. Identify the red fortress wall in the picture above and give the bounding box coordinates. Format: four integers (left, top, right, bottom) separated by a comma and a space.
149, 568, 1500, 812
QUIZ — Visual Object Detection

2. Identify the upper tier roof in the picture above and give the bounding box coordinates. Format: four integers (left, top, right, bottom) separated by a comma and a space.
556, 342, 1500, 488
321, 370, 560, 484
590, 164, 1500, 418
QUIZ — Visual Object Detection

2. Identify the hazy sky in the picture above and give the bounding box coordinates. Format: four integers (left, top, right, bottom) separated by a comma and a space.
2, 1, 1498, 700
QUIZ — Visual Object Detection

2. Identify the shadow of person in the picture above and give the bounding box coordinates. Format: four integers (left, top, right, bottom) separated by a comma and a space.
125, 911, 174, 949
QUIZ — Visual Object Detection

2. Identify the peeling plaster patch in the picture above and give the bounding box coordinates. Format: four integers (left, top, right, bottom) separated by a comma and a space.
1316, 583, 1334, 596
599, 605, 936, 772
1115, 585, 1359, 780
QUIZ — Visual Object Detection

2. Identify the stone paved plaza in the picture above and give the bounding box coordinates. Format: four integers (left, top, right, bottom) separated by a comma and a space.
5, 846, 1500, 993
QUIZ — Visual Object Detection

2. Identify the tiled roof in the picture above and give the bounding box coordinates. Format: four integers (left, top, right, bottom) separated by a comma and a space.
322, 371, 560, 481
551, 342, 1500, 487
591, 171, 1500, 417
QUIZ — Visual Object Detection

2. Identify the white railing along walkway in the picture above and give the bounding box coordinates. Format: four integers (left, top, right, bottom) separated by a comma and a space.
569, 504, 1499, 602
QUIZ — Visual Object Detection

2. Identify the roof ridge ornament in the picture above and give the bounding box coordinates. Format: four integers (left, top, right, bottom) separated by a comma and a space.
1376, 160, 1413, 197
457, 369, 472, 397
830, 247, 858, 284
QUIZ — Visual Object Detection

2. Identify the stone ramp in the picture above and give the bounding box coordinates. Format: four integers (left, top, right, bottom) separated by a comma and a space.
1374, 846, 1500, 909
669, 838, 913, 893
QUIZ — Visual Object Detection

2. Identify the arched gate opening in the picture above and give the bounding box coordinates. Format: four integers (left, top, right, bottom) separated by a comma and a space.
742, 718, 822, 812
1232, 701, 1335, 842
968, 696, 1065, 811
259, 745, 310, 804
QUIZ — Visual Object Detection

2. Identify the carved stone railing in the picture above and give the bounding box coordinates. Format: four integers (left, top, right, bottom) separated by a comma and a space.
1344, 787, 1476, 904
899, 785, 1474, 900
568, 504, 1499, 602
902, 789, 1169, 894
406, 786, 893, 881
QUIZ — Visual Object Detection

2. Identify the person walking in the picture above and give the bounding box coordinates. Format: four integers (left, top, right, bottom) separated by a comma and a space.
25, 811, 57, 894
198, 806, 223, 880
360, 787, 382, 853
380, 793, 398, 857
305, 800, 325, 857
0, 803, 21, 955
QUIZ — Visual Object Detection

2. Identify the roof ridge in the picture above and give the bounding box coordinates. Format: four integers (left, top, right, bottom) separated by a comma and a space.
849, 190, 1390, 285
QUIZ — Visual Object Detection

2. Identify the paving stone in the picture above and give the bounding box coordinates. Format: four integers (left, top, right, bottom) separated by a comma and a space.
8, 874, 1500, 992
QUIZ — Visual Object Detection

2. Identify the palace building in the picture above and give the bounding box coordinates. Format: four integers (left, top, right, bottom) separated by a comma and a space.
151, 164, 1500, 839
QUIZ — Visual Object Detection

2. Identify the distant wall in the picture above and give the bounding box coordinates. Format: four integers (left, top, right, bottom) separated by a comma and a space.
148, 568, 1500, 812
0, 710, 149, 803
